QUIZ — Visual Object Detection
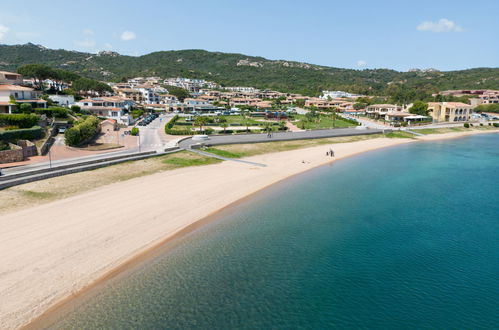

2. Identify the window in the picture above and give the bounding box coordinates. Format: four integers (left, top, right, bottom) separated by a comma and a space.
111, 111, 118, 117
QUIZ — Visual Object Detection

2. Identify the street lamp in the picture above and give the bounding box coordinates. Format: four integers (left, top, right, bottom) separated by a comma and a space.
138, 131, 141, 153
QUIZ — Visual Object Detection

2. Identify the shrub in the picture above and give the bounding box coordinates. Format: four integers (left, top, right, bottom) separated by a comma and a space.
470, 123, 474, 127
401, 121, 408, 127
0, 126, 43, 141
493, 123, 499, 127
463, 123, 470, 128
34, 107, 68, 118
70, 105, 81, 112
64, 116, 100, 146
19, 103, 33, 114
131, 127, 139, 136
0, 113, 39, 128
131, 110, 144, 119
480, 123, 483, 126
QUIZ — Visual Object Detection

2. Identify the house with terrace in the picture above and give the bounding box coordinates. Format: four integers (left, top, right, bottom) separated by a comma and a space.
77, 96, 134, 125
366, 104, 402, 119
0, 85, 47, 114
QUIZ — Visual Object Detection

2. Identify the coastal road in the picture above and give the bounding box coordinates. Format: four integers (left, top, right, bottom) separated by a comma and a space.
179, 127, 385, 149
1, 114, 172, 177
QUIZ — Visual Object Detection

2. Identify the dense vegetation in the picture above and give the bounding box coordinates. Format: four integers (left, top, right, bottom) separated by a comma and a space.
16, 63, 112, 93
475, 104, 499, 113
0, 126, 43, 141
64, 116, 100, 146
1, 43, 498, 97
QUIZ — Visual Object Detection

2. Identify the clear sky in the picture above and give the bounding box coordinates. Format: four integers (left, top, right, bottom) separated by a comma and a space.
0, 0, 497, 71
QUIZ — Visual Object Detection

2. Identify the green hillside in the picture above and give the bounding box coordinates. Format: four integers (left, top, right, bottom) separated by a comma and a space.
0, 43, 498, 96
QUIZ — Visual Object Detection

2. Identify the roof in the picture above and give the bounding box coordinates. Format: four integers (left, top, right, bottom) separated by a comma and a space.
101, 119, 117, 124
0, 71, 21, 76
16, 99, 47, 103
385, 111, 411, 117
0, 85, 34, 91
81, 106, 122, 111
367, 104, 399, 108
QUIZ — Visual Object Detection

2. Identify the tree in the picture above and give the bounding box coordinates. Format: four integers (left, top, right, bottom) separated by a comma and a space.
353, 102, 366, 110
221, 122, 228, 134
167, 86, 190, 102
409, 101, 429, 116
194, 116, 207, 133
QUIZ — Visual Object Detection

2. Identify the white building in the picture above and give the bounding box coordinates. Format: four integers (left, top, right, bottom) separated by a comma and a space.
138, 88, 161, 104
224, 86, 260, 93
320, 90, 359, 99
48, 95, 75, 107
77, 96, 134, 125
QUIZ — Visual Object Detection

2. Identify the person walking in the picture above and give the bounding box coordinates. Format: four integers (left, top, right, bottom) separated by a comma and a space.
330, 148, 335, 157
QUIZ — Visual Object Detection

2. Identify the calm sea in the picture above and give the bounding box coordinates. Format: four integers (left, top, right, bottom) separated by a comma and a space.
47, 134, 499, 329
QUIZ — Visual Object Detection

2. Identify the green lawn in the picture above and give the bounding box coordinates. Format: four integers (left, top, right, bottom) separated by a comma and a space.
162, 154, 222, 168
294, 114, 356, 129
385, 131, 416, 139
176, 115, 260, 126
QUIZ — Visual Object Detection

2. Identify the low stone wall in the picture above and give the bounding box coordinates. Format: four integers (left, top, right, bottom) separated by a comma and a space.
17, 140, 38, 158
40, 126, 58, 155
0, 144, 24, 164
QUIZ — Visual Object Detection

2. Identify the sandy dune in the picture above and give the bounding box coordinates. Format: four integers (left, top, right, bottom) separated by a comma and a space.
0, 130, 496, 329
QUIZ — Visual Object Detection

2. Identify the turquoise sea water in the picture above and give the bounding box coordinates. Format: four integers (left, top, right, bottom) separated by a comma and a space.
48, 134, 499, 329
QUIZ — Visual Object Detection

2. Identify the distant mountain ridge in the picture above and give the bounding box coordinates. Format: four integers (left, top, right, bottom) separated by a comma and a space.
0, 43, 498, 96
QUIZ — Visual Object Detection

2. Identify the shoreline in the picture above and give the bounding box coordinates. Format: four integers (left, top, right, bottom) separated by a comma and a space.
1, 129, 497, 329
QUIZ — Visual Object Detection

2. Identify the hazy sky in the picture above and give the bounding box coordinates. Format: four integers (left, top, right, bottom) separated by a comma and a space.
0, 0, 498, 71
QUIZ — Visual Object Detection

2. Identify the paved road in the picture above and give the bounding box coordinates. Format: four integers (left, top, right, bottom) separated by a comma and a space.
179, 127, 385, 149
138, 114, 172, 152
2, 114, 172, 177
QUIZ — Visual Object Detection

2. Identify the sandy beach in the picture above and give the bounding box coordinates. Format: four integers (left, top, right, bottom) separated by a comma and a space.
0, 130, 497, 329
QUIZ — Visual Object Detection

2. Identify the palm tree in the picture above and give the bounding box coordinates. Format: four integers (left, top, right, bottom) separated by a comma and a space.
194, 116, 207, 133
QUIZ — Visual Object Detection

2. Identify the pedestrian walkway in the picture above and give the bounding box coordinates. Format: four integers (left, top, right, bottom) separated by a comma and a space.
188, 148, 267, 167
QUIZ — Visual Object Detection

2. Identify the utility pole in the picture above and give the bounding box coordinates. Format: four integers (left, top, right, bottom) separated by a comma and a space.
138, 131, 141, 153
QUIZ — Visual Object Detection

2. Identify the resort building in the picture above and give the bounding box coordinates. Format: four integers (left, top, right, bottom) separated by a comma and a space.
427, 102, 473, 122
365, 104, 402, 119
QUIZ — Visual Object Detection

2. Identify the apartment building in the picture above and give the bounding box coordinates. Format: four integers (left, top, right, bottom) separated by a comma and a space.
427, 102, 473, 122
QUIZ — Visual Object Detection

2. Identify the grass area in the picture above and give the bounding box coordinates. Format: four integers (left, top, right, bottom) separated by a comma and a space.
294, 114, 356, 129
162, 154, 221, 168
205, 134, 384, 158
20, 190, 57, 199
385, 131, 417, 139
204, 147, 245, 158
0, 151, 220, 215
78, 143, 123, 151
177, 115, 260, 126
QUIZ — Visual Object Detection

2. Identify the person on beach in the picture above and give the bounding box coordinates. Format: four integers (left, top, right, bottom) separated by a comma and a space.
330, 149, 335, 157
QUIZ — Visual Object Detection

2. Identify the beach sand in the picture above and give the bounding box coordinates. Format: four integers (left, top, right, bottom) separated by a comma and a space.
0, 130, 496, 329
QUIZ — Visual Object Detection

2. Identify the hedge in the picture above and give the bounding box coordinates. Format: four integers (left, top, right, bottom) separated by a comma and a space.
64, 116, 100, 146
0, 113, 39, 128
34, 107, 68, 118
0, 126, 43, 141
